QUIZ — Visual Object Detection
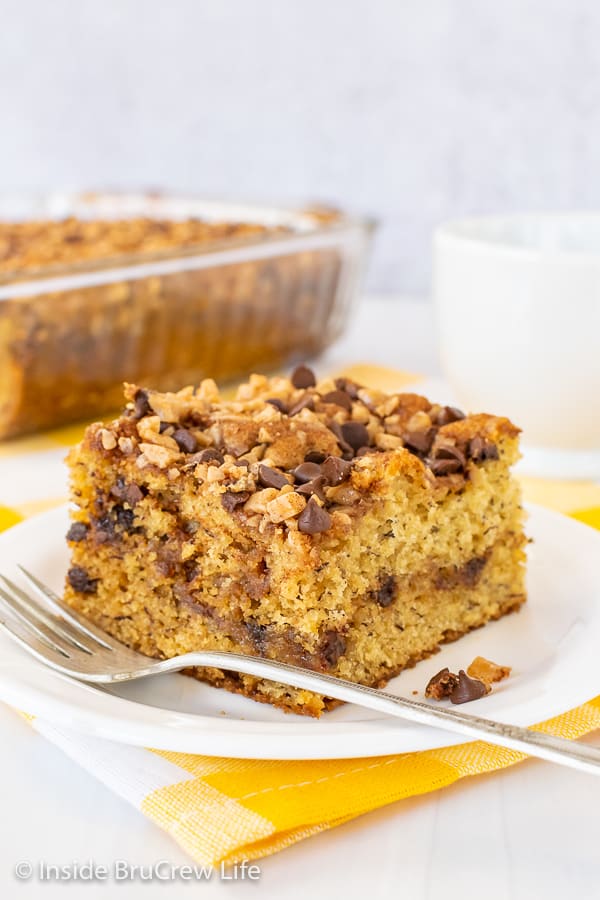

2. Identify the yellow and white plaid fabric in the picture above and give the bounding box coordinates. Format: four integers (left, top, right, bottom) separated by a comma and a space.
2, 365, 600, 866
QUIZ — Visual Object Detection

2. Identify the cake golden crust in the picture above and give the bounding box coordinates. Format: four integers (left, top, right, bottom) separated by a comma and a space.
64, 366, 527, 716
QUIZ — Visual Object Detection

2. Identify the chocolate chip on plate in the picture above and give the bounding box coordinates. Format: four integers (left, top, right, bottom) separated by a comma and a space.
258, 464, 288, 490
290, 364, 317, 389
340, 421, 369, 452
321, 455, 352, 485
425, 667, 460, 700
298, 497, 332, 534
172, 428, 198, 454
449, 670, 490, 704
293, 461, 323, 484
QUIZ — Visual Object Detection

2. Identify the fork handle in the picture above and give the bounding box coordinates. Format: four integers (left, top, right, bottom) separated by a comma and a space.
147, 651, 600, 776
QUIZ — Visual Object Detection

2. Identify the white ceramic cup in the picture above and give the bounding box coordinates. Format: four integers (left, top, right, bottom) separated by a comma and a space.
433, 214, 600, 480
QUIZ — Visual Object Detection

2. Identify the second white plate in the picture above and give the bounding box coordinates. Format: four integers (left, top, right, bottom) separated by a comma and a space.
0, 503, 598, 759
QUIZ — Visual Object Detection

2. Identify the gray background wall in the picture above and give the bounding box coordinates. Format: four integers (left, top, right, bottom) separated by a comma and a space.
1, 0, 599, 293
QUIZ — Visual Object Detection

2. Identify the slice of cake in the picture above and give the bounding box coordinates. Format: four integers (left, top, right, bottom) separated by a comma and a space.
64, 366, 526, 716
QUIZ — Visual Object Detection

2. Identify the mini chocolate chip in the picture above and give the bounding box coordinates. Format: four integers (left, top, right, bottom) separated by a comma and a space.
67, 566, 98, 594
403, 428, 435, 455
321, 455, 352, 485
291, 364, 316, 389
258, 464, 288, 489
450, 670, 490, 704
320, 630, 347, 666
435, 406, 465, 426
376, 575, 396, 607
172, 428, 198, 453
425, 668, 460, 700
266, 397, 288, 414
197, 448, 225, 466
341, 421, 369, 452
124, 484, 144, 506
115, 505, 135, 531
66, 521, 88, 542
288, 394, 315, 417
334, 377, 360, 400
321, 390, 353, 412
298, 497, 332, 534
295, 475, 327, 502
293, 461, 323, 484
132, 389, 152, 419
221, 491, 250, 513
469, 436, 499, 462
305, 450, 327, 464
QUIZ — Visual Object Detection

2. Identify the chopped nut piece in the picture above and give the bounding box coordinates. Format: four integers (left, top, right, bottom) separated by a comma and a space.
467, 656, 511, 685
266, 491, 307, 523
99, 429, 117, 450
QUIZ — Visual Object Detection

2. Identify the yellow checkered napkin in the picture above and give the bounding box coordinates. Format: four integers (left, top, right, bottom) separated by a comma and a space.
2, 366, 600, 866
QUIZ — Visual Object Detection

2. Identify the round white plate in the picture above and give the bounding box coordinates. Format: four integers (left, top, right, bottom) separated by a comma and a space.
0, 503, 598, 759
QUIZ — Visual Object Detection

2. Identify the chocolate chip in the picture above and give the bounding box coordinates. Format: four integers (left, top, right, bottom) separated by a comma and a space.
293, 461, 323, 484
334, 377, 360, 400
66, 522, 88, 542
328, 421, 354, 458
403, 428, 435, 454
246, 620, 268, 654
295, 475, 327, 502
341, 421, 369, 452
172, 428, 198, 454
67, 566, 98, 594
132, 389, 152, 419
305, 450, 327, 464
124, 484, 144, 506
288, 394, 315, 417
266, 397, 288, 414
435, 406, 465, 426
321, 455, 352, 485
221, 491, 250, 513
196, 448, 225, 466
110, 478, 144, 506
115, 505, 135, 532
426, 457, 463, 476
321, 390, 353, 412
376, 575, 396, 607
469, 436, 499, 462
434, 442, 466, 467
450, 670, 490, 704
320, 630, 347, 667
233, 458, 250, 468
425, 668, 460, 700
94, 514, 114, 543
258, 464, 288, 489
298, 497, 332, 534
290, 364, 316, 389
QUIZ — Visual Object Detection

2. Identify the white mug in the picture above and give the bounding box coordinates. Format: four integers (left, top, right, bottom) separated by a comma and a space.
433, 214, 600, 479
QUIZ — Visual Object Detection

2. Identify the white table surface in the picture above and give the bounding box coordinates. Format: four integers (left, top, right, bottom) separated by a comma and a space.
1, 297, 599, 900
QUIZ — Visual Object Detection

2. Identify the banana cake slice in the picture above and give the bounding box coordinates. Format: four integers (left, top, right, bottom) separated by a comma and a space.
64, 366, 526, 716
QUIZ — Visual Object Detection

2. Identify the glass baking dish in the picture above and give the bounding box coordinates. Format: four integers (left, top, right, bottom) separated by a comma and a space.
0, 192, 374, 439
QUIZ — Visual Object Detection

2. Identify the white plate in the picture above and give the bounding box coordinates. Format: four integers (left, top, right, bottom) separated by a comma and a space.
0, 503, 598, 759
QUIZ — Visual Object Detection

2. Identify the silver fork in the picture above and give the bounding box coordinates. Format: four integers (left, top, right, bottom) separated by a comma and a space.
1, 567, 599, 775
